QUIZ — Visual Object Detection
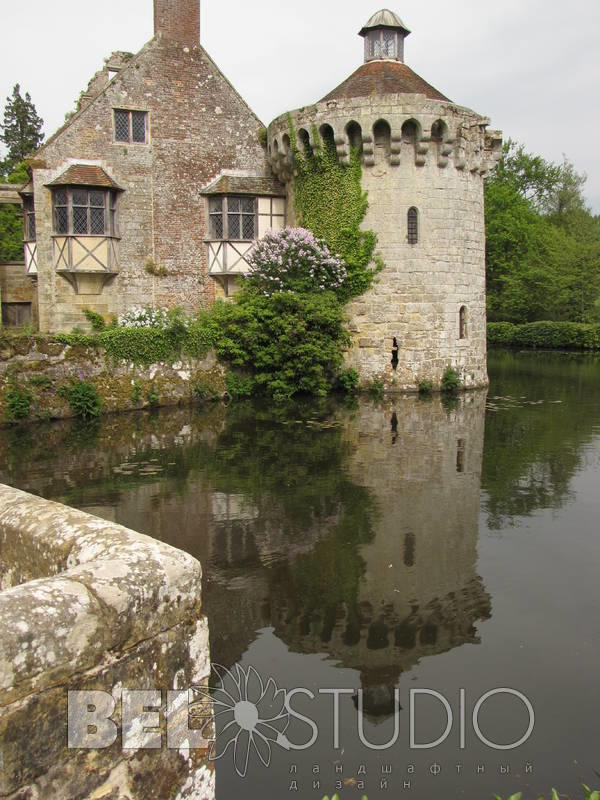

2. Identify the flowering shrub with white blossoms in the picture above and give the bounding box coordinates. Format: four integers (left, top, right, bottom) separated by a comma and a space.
118, 306, 190, 329
246, 227, 347, 297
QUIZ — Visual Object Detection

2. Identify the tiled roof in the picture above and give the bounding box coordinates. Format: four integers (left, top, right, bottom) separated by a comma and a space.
320, 60, 450, 103
47, 165, 123, 190
203, 175, 286, 196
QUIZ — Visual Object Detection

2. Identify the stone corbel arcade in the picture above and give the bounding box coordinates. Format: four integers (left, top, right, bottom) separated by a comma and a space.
268, 108, 502, 181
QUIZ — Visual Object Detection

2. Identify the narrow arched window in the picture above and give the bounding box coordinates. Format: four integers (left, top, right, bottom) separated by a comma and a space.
407, 207, 419, 244
459, 306, 468, 339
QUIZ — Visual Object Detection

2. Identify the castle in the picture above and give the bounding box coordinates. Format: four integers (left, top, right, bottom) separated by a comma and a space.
9, 0, 502, 390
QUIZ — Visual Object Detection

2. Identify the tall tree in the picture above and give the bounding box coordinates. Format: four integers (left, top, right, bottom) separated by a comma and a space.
485, 141, 599, 324
0, 84, 44, 176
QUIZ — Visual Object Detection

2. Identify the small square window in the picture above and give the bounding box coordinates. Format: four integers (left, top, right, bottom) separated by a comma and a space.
114, 109, 148, 143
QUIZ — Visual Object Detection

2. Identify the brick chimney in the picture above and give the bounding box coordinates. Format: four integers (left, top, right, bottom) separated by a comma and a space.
154, 0, 200, 47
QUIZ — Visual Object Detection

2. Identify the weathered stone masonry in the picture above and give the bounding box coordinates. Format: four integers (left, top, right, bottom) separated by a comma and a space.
19, 2, 502, 391
268, 9, 502, 391
0, 484, 214, 799
29, 0, 271, 332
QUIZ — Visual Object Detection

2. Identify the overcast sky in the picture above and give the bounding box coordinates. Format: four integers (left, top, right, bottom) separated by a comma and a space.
1, 0, 599, 211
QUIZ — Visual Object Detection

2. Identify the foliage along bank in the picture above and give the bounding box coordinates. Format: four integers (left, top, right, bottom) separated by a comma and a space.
487, 321, 600, 351
0, 312, 226, 425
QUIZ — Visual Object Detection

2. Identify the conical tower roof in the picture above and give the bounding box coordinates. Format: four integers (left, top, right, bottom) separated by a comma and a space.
320, 61, 449, 103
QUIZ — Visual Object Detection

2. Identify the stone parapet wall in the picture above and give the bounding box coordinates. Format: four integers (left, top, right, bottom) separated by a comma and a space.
0, 484, 214, 799
0, 335, 226, 424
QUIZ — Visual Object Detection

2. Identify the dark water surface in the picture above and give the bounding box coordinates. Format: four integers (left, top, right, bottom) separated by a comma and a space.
1, 350, 599, 799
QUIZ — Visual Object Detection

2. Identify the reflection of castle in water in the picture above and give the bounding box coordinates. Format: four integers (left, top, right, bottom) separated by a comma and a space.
0, 393, 491, 710
203, 394, 491, 705
271, 395, 491, 701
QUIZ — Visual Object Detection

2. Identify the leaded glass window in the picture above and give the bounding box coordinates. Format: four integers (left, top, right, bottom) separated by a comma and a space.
132, 111, 147, 143
52, 188, 116, 236
365, 29, 401, 61
114, 109, 148, 143
114, 110, 130, 142
23, 196, 36, 241
209, 197, 224, 239
208, 196, 257, 241
53, 189, 69, 234
383, 30, 397, 58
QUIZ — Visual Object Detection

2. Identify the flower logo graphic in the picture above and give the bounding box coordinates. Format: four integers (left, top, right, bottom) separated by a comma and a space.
194, 664, 291, 778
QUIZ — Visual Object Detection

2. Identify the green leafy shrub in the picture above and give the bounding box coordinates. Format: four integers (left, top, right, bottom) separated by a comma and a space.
183, 313, 218, 359
146, 387, 160, 408
441, 366, 461, 394
488, 321, 600, 350
192, 379, 220, 401
59, 380, 102, 419
418, 379, 434, 396
212, 290, 349, 402
83, 308, 107, 332
131, 380, 142, 404
98, 326, 176, 366
336, 368, 359, 394
3, 386, 32, 421
225, 371, 256, 400
28, 374, 53, 389
366, 379, 384, 400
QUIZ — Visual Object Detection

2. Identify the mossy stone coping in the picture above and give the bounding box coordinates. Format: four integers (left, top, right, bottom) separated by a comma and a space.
0, 484, 204, 707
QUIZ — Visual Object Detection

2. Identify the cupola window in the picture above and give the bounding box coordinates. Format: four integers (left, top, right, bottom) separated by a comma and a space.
359, 10, 411, 64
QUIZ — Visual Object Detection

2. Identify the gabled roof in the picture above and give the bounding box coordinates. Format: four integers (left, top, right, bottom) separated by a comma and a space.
359, 9, 411, 36
47, 165, 124, 190
320, 60, 450, 103
33, 36, 266, 164
202, 175, 285, 197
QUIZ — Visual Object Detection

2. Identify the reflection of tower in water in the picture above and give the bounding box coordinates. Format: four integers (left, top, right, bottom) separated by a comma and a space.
271, 393, 491, 714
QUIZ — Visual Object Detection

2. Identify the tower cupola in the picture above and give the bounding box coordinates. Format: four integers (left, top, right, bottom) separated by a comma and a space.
359, 9, 411, 63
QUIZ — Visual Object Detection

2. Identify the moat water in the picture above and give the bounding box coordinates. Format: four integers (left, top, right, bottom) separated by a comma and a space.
1, 350, 599, 800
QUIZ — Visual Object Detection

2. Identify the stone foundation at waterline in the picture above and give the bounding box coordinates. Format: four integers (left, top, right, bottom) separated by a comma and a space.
0, 335, 226, 424
0, 484, 214, 800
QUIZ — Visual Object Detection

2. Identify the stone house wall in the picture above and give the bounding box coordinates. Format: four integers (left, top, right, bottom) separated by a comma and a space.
0, 263, 38, 328
31, 32, 270, 332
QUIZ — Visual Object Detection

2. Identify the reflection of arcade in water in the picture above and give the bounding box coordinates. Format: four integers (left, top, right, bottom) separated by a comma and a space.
205, 394, 491, 712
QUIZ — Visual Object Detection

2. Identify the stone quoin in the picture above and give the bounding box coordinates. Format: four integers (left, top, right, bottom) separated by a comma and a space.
14, 1, 502, 391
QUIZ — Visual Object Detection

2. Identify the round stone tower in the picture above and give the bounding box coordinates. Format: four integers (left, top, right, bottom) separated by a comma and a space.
267, 9, 503, 391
